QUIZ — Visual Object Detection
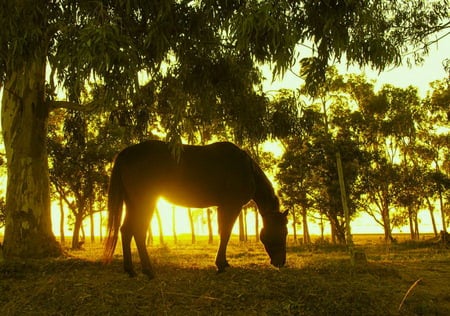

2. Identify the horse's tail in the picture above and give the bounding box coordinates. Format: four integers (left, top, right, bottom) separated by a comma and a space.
103, 158, 124, 264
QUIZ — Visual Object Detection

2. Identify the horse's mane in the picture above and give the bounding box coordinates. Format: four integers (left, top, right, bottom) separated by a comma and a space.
248, 155, 279, 216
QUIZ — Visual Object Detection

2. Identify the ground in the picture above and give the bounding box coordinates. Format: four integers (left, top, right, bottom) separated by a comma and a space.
1, 234, 449, 315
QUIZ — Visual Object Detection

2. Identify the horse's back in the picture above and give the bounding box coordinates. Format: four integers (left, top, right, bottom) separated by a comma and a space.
114, 140, 255, 208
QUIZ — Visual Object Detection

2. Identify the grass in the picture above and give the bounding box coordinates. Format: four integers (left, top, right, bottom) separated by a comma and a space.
1, 235, 449, 315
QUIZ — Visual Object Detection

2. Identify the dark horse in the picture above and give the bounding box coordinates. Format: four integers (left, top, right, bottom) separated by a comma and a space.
103, 140, 288, 278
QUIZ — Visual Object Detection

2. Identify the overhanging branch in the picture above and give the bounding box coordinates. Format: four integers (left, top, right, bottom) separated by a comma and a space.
48, 100, 101, 112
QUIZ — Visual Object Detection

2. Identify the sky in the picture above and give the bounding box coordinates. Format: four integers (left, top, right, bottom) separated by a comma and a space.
263, 34, 450, 98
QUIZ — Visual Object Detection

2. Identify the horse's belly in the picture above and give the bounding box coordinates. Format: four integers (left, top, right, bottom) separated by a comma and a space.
160, 180, 250, 209
161, 189, 217, 208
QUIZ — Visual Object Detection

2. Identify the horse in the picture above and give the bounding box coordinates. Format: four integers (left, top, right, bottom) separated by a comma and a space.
103, 140, 288, 279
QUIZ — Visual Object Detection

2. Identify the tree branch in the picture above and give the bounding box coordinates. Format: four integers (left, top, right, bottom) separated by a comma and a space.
48, 100, 101, 112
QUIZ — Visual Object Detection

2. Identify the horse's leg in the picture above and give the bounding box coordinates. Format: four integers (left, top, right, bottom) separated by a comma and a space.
133, 206, 155, 279
215, 206, 240, 273
120, 213, 136, 277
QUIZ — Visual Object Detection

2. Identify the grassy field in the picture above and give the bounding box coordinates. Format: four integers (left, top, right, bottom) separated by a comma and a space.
1, 235, 449, 316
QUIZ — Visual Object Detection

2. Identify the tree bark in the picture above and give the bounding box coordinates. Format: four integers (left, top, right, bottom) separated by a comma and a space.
1, 60, 60, 258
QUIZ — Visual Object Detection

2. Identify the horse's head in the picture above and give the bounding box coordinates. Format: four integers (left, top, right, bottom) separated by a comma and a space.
260, 210, 289, 268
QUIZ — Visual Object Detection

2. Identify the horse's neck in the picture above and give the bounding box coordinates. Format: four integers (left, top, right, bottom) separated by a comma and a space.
252, 166, 277, 218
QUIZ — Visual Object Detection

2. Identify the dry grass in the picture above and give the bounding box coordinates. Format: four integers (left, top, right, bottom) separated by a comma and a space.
1, 235, 449, 315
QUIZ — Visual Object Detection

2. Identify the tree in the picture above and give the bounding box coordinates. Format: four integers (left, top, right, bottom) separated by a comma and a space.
188, 208, 196, 244
421, 79, 450, 234
278, 136, 314, 245
48, 110, 111, 249
1, 0, 448, 259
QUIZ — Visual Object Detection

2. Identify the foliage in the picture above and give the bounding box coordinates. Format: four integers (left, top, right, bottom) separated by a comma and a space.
2, 0, 447, 138
277, 67, 449, 243
48, 109, 115, 248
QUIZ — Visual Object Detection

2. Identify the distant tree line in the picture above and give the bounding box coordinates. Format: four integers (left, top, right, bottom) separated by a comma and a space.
32, 66, 447, 247
276, 67, 449, 244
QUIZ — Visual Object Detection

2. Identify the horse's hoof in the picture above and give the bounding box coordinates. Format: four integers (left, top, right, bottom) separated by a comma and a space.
216, 261, 230, 273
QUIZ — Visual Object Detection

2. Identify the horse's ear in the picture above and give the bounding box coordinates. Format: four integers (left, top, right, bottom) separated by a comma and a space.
282, 210, 289, 217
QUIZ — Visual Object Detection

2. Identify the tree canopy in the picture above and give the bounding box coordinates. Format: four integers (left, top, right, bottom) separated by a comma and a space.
0, 0, 449, 258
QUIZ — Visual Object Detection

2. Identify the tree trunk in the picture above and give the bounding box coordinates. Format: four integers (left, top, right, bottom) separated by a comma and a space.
302, 208, 311, 245
413, 211, 419, 240
243, 209, 248, 241
254, 208, 259, 242
147, 225, 154, 246
59, 194, 65, 245
1, 60, 60, 258
207, 208, 213, 244
426, 197, 438, 236
155, 208, 164, 245
330, 220, 337, 244
320, 215, 324, 240
239, 212, 245, 241
382, 206, 393, 242
438, 189, 447, 234
408, 206, 415, 240
89, 198, 95, 243
71, 214, 84, 249
291, 209, 297, 243
188, 208, 196, 244
99, 209, 103, 242
172, 206, 177, 245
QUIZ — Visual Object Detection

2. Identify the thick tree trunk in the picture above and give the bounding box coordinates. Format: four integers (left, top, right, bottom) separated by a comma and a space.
1, 61, 61, 258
